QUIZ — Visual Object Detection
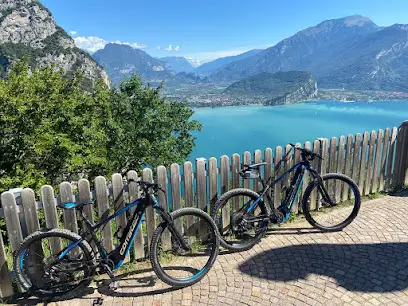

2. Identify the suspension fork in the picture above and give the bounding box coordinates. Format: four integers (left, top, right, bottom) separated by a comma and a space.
155, 205, 191, 251
308, 168, 335, 206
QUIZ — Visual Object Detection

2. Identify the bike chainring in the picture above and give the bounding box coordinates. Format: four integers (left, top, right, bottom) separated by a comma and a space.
231, 211, 253, 234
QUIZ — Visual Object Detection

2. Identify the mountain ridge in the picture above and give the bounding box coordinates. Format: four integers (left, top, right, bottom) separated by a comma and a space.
93, 43, 174, 85
0, 0, 109, 85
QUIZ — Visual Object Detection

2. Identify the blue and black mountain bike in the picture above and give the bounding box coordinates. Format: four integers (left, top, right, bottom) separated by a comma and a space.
13, 180, 219, 301
211, 144, 361, 252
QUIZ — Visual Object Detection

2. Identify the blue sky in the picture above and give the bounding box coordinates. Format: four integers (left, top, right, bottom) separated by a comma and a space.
41, 0, 408, 65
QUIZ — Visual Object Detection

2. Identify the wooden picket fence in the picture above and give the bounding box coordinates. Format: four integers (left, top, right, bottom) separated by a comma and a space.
0, 121, 407, 298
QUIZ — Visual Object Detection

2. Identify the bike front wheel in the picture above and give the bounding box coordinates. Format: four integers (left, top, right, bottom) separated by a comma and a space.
302, 173, 361, 231
150, 207, 219, 287
13, 228, 95, 301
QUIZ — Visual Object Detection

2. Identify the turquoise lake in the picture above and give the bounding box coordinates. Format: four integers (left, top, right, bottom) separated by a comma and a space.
189, 100, 408, 161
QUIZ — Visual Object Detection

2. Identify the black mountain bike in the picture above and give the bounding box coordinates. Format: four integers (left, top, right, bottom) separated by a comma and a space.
211, 143, 361, 252
13, 180, 219, 301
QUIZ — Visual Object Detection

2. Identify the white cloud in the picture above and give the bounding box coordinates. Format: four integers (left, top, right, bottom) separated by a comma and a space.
156, 46, 161, 50
74, 36, 147, 54
164, 44, 180, 51
69, 31, 77, 36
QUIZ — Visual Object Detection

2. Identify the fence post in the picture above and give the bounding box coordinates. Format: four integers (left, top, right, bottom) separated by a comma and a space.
143, 168, 156, 251
358, 132, 369, 193
264, 148, 273, 203
184, 161, 194, 211
243, 151, 251, 190
127, 170, 144, 260
78, 179, 93, 237
339, 135, 351, 200
336, 136, 345, 201
220, 155, 230, 230
40, 185, 61, 254
170, 163, 182, 236
371, 129, 383, 193
364, 131, 377, 196
283, 145, 293, 188
311, 140, 321, 210
386, 127, 398, 191
112, 173, 129, 263
301, 141, 311, 213
232, 154, 240, 212
208, 158, 218, 213
1, 192, 23, 293
0, 231, 13, 298
351, 133, 361, 185
394, 121, 408, 188
2, 192, 23, 253
157, 166, 171, 250
21, 188, 40, 235
293, 143, 302, 213
95, 176, 113, 252
60, 182, 78, 233
274, 146, 282, 209
379, 128, 391, 192
254, 150, 262, 193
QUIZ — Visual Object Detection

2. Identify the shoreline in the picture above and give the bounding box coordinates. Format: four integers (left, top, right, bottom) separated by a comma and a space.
190, 98, 408, 110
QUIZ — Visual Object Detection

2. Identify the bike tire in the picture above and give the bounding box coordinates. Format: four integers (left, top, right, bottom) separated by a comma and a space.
150, 207, 219, 287
13, 228, 95, 301
302, 173, 361, 231
211, 188, 269, 252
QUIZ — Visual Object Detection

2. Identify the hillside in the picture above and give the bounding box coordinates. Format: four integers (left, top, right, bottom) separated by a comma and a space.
195, 49, 263, 76
0, 0, 109, 85
224, 71, 318, 105
93, 43, 174, 85
211, 16, 408, 92
160, 56, 194, 73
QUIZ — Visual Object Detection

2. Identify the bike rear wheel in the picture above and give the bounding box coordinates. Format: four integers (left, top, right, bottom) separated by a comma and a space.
13, 229, 95, 301
211, 188, 269, 252
302, 173, 361, 231
150, 207, 219, 287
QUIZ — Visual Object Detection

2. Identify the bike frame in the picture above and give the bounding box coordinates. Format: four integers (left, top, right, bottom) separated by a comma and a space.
246, 158, 326, 222
57, 191, 187, 270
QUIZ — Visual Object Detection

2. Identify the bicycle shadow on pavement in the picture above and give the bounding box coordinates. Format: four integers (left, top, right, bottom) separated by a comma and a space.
238, 242, 408, 292
96, 267, 181, 298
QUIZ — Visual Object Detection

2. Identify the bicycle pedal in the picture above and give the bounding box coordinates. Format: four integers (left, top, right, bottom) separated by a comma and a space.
109, 281, 119, 291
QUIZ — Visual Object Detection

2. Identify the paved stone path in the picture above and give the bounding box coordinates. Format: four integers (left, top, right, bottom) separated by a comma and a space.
15, 192, 408, 305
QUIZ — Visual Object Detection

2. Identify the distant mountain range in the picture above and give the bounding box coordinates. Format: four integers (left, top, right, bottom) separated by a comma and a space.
8, 2, 405, 95
212, 15, 408, 91
90, 15, 408, 92
93, 44, 174, 85
194, 49, 263, 76
160, 56, 195, 73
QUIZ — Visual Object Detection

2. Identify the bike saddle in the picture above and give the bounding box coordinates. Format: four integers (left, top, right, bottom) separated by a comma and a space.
243, 162, 267, 170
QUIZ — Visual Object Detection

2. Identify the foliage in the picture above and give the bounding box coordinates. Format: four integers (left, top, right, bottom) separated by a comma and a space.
107, 74, 202, 172
0, 60, 112, 192
0, 61, 201, 193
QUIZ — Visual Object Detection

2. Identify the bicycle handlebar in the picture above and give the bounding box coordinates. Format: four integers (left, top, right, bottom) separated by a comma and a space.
137, 181, 165, 193
289, 143, 323, 160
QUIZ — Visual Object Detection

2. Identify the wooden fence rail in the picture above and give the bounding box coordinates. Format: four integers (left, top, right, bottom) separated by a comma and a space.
0, 121, 407, 298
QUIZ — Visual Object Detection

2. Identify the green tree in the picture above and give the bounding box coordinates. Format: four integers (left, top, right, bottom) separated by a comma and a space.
108, 75, 202, 172
0, 60, 112, 191
0, 62, 201, 193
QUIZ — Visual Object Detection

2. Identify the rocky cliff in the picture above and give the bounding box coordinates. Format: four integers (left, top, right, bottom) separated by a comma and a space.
0, 0, 109, 85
